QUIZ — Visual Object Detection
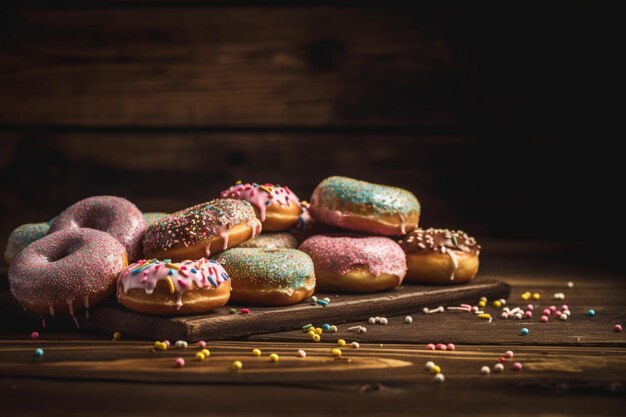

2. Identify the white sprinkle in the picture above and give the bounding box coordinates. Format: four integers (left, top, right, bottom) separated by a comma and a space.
560, 314, 569, 321
379, 317, 388, 325
434, 373, 445, 383
358, 326, 367, 334
493, 363, 504, 373
174, 340, 188, 349
567, 281, 574, 288
501, 312, 509, 319
423, 307, 430, 314
351, 342, 360, 349
425, 361, 436, 370
510, 307, 521, 315
348, 326, 362, 332
368, 317, 376, 325
322, 297, 330, 303
404, 316, 413, 324
428, 306, 445, 314
553, 292, 565, 300
480, 366, 491, 375
499, 299, 507, 306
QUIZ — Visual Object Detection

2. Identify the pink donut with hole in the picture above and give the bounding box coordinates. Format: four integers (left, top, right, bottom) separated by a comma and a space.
49, 196, 146, 261
8, 228, 127, 319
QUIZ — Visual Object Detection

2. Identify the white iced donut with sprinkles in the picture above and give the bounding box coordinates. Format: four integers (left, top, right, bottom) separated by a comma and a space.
117, 258, 231, 315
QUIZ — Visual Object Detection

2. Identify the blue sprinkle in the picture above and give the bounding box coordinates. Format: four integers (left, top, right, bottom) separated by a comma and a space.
322, 324, 330, 331
131, 269, 141, 275
168, 270, 173, 276
34, 348, 44, 357
191, 268, 197, 273
221, 272, 229, 281
587, 309, 596, 317
209, 260, 217, 264
207, 275, 218, 287
316, 300, 329, 307
265, 200, 271, 205
520, 328, 529, 336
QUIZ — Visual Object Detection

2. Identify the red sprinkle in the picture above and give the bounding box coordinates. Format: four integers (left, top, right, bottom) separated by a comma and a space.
198, 340, 207, 348
241, 308, 250, 314
426, 343, 436, 350
446, 343, 456, 351
30, 331, 39, 340
498, 357, 506, 363
615, 324, 623, 332
512, 362, 523, 371
540, 315, 549, 323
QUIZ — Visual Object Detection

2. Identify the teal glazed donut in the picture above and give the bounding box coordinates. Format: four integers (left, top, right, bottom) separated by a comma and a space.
238, 232, 298, 250
142, 212, 169, 225
309, 176, 421, 236
214, 248, 315, 306
4, 222, 50, 264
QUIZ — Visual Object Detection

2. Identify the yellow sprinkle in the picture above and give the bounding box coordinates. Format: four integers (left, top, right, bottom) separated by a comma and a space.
307, 330, 316, 337
337, 339, 346, 347
166, 277, 176, 294
154, 341, 167, 351
166, 263, 179, 270
269, 353, 279, 362
312, 334, 321, 342
479, 314, 492, 320
252, 349, 262, 357
521, 292, 531, 300
112, 332, 122, 341
235, 180, 242, 185
232, 360, 243, 371
479, 297, 487, 302
195, 352, 206, 361
532, 293, 541, 300
431, 365, 441, 374
478, 300, 486, 308
314, 327, 323, 335
493, 300, 502, 308
201, 349, 211, 357
331, 348, 342, 357
259, 185, 273, 194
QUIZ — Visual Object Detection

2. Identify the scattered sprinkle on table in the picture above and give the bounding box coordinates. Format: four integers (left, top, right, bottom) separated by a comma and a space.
512, 362, 523, 371
175, 358, 185, 368
30, 331, 39, 340
232, 360, 243, 371
425, 361, 435, 371
431, 365, 441, 374
252, 348, 262, 357
201, 349, 210, 357
351, 342, 360, 349
34, 348, 44, 357
198, 340, 207, 348
337, 339, 346, 347
505, 350, 514, 358
587, 309, 596, 317
331, 348, 342, 357
240, 308, 250, 314
404, 316, 413, 324
297, 349, 307, 358
434, 373, 445, 383
493, 363, 504, 372
447, 343, 455, 351
520, 328, 529, 336
228, 308, 237, 314
567, 281, 574, 288
480, 366, 490, 375
614, 324, 622, 332
195, 352, 206, 361
269, 353, 279, 362
175, 340, 188, 349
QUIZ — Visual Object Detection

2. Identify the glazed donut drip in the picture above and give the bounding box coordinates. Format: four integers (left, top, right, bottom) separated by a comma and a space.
220, 182, 301, 222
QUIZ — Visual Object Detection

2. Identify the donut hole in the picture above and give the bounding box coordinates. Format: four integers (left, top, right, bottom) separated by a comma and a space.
77, 208, 114, 232
46, 236, 84, 263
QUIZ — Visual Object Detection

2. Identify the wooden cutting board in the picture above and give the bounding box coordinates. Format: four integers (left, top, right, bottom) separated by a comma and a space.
0, 274, 510, 341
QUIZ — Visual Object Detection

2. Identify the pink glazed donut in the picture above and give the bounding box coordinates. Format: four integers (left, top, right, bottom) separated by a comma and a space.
299, 234, 407, 293
8, 228, 127, 318
49, 196, 146, 261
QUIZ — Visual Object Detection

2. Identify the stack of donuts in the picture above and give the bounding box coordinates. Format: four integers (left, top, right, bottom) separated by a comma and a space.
5, 176, 480, 321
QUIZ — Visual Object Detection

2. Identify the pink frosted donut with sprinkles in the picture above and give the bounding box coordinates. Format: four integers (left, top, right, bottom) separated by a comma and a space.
299, 234, 407, 293
220, 182, 302, 231
142, 199, 262, 262
49, 196, 146, 261
117, 258, 231, 315
8, 228, 127, 323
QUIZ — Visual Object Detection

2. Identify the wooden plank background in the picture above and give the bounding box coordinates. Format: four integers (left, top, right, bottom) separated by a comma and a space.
0, 3, 620, 260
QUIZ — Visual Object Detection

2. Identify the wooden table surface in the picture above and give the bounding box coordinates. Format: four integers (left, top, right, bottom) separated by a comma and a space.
1, 244, 625, 416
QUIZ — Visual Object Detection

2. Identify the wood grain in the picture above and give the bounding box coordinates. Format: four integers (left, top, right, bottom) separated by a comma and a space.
0, 277, 510, 341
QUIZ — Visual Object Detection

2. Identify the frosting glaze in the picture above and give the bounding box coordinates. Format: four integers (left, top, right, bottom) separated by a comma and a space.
397, 228, 480, 281
220, 182, 301, 222
239, 232, 299, 250
49, 196, 146, 261
117, 258, 229, 310
214, 248, 315, 295
8, 228, 126, 319
299, 234, 407, 283
310, 176, 420, 217
142, 199, 261, 256
4, 222, 50, 264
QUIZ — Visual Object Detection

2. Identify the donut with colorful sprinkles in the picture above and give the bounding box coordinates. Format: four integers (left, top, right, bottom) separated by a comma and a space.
117, 258, 231, 315
214, 248, 315, 306
142, 199, 262, 262
8, 228, 127, 318
309, 176, 420, 236
220, 182, 302, 231
4, 222, 50, 264
397, 228, 481, 284
49, 196, 147, 261
299, 234, 407, 293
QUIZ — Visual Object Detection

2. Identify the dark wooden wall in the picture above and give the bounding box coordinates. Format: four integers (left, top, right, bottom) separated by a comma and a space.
0, 3, 619, 257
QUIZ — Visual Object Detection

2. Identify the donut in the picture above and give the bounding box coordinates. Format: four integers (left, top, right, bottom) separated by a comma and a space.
299, 234, 407, 293
239, 232, 298, 250
49, 196, 146, 261
289, 201, 342, 244
143, 199, 262, 262
397, 228, 480, 284
142, 212, 169, 225
8, 228, 127, 318
309, 176, 420, 236
117, 258, 231, 315
220, 182, 301, 231
214, 248, 315, 306
4, 222, 50, 264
